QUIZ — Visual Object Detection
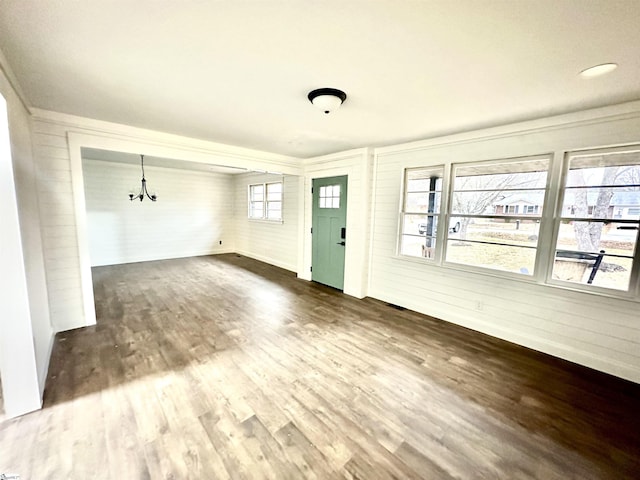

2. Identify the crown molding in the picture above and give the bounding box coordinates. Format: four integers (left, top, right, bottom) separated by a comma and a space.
0, 46, 31, 114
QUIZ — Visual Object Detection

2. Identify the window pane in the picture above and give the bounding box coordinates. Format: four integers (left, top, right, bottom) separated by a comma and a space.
455, 159, 549, 189
403, 214, 439, 237
267, 206, 282, 220
553, 251, 633, 291
447, 157, 549, 275
452, 160, 548, 223
250, 184, 264, 201
452, 189, 546, 216
249, 202, 264, 218
400, 166, 445, 258
405, 192, 442, 213
400, 235, 438, 258
319, 184, 340, 208
566, 150, 640, 186
406, 167, 444, 192
561, 186, 640, 220
400, 214, 438, 258
446, 240, 536, 275
556, 147, 640, 291
553, 222, 638, 290
448, 217, 541, 248
267, 182, 282, 193
267, 188, 282, 201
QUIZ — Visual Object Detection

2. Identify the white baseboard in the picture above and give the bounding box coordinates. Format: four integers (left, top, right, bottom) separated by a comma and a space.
233, 250, 297, 273
38, 332, 55, 399
371, 289, 640, 385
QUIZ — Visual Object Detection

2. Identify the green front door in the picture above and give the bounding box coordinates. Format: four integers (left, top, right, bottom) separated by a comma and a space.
312, 175, 348, 290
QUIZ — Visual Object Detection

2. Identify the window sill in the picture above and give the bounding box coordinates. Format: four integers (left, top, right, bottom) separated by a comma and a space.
247, 218, 284, 225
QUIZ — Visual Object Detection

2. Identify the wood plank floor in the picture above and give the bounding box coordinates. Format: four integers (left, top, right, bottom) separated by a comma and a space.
1, 254, 638, 479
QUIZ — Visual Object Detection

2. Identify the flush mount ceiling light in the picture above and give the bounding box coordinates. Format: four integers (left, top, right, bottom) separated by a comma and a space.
128, 154, 157, 202
308, 88, 347, 114
579, 63, 618, 78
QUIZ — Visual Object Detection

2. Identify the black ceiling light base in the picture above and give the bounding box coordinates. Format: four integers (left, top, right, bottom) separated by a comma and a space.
308, 88, 347, 114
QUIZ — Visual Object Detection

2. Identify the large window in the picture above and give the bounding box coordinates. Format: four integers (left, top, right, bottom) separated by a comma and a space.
248, 181, 282, 221
398, 145, 640, 297
399, 166, 444, 258
446, 156, 549, 275
552, 147, 640, 291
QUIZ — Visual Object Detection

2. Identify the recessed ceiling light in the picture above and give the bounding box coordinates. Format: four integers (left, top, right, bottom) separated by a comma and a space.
579, 63, 618, 78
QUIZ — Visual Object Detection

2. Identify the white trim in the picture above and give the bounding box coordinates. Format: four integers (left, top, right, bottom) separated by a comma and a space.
302, 148, 371, 298
234, 250, 297, 273
38, 332, 55, 397
0, 47, 31, 114
68, 134, 97, 327
392, 293, 640, 383
61, 125, 305, 330
33, 109, 298, 170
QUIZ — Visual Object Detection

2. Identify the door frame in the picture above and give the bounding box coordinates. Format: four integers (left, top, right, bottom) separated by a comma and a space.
299, 148, 372, 299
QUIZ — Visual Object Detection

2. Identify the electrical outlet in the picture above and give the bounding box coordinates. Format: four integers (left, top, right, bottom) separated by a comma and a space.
476, 300, 484, 311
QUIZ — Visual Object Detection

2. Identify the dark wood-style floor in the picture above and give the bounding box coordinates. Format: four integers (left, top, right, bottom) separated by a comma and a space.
1, 254, 638, 479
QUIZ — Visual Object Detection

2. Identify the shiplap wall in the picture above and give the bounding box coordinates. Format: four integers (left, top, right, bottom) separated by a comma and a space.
0, 66, 47, 417
83, 159, 233, 266
32, 120, 85, 332
369, 106, 640, 383
301, 149, 372, 298
233, 173, 299, 272
8, 96, 53, 396
30, 112, 299, 332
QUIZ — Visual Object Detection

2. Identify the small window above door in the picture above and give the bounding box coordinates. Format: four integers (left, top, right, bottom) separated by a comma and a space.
319, 185, 341, 208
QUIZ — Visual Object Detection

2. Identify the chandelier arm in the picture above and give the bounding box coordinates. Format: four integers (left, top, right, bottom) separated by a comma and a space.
129, 154, 156, 201
141, 176, 156, 201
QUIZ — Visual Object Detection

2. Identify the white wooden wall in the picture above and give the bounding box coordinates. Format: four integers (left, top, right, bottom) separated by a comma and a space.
0, 67, 47, 418
17, 96, 640, 389
83, 159, 234, 266
30, 111, 300, 333
233, 173, 300, 272
369, 103, 640, 383
300, 149, 372, 298
32, 119, 88, 332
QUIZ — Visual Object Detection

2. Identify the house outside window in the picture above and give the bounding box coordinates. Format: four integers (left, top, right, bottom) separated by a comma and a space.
446, 156, 549, 275
248, 181, 283, 221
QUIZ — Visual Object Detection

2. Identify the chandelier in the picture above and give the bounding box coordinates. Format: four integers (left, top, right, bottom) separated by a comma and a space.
128, 154, 157, 202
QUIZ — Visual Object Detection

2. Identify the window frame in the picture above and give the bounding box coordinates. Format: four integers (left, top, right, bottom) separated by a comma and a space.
545, 145, 640, 297
398, 165, 446, 262
441, 155, 552, 279
396, 146, 640, 300
248, 180, 283, 222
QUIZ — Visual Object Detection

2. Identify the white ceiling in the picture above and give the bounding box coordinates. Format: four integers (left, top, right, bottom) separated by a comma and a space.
1, 1, 639, 158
